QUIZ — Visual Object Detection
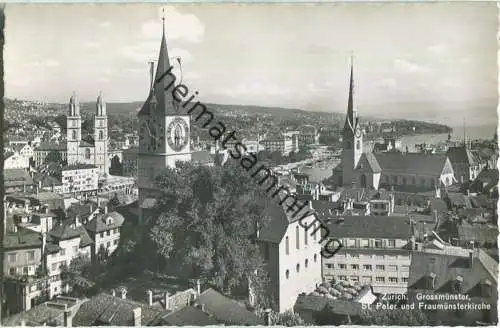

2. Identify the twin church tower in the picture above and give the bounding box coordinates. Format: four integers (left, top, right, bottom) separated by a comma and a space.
66, 91, 109, 175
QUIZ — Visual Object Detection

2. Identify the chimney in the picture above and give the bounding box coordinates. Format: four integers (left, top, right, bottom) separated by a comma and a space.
120, 287, 127, 299
433, 209, 438, 225
201, 304, 206, 312
63, 310, 72, 328
111, 289, 116, 297
264, 308, 272, 326
132, 307, 141, 327
469, 251, 474, 268
196, 279, 201, 296
146, 290, 153, 306
164, 292, 170, 310
466, 189, 470, 196
104, 204, 108, 214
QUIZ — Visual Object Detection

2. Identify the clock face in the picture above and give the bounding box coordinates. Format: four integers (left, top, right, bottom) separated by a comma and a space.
355, 128, 362, 138
167, 118, 189, 152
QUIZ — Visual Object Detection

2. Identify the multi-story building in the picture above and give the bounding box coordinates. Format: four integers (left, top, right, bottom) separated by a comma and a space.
298, 125, 319, 146
4, 151, 29, 169
446, 145, 484, 183
85, 208, 125, 259
122, 146, 138, 177
260, 133, 299, 156
322, 215, 413, 295
34, 142, 67, 168
258, 195, 322, 312
61, 164, 98, 196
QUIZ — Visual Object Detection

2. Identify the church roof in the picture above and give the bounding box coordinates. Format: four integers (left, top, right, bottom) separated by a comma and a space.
357, 152, 382, 173
373, 152, 449, 176
343, 57, 357, 135
138, 20, 177, 117
446, 146, 477, 166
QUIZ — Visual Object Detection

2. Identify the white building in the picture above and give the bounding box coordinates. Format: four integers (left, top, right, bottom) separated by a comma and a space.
4, 151, 29, 169
258, 195, 322, 312
61, 164, 98, 196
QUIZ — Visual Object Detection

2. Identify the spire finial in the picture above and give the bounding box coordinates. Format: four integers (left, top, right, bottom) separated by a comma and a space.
161, 7, 166, 35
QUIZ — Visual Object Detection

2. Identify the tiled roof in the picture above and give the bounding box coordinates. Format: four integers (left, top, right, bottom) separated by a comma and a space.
4, 169, 34, 186
458, 223, 498, 244
294, 295, 363, 316
408, 250, 498, 297
49, 220, 93, 247
446, 146, 477, 165
86, 212, 125, 233
446, 192, 471, 207
2, 303, 65, 326
79, 140, 94, 147
374, 152, 449, 176
159, 306, 220, 326
3, 228, 42, 249
323, 215, 412, 239
36, 142, 66, 151
197, 288, 264, 325
62, 163, 97, 170
33, 173, 62, 187
73, 293, 166, 326
357, 152, 382, 173
191, 150, 215, 164
168, 288, 196, 312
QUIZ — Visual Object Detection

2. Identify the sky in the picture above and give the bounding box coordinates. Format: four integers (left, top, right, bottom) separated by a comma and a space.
5, 2, 498, 126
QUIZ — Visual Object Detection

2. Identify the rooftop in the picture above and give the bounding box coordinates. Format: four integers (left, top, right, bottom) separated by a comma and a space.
323, 215, 412, 239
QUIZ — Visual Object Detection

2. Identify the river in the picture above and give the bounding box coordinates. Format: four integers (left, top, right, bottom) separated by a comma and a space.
299, 124, 497, 184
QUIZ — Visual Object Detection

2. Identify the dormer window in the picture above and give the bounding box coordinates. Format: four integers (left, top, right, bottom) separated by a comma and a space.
452, 275, 463, 293
480, 279, 492, 298
107, 217, 113, 225
426, 272, 437, 290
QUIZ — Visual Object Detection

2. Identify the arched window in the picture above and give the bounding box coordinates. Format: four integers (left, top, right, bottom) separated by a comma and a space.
360, 174, 367, 188
314, 254, 318, 263
402, 177, 407, 185
392, 176, 397, 184
285, 237, 289, 255
85, 148, 91, 159
285, 270, 290, 279
304, 225, 308, 245
72, 130, 76, 140
296, 263, 300, 273
99, 131, 104, 140
346, 141, 351, 149
312, 222, 317, 241
412, 177, 416, 185
305, 259, 309, 268
356, 140, 361, 150
445, 177, 450, 185
296, 226, 300, 250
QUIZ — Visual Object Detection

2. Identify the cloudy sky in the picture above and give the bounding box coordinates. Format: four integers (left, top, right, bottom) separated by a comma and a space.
5, 2, 498, 126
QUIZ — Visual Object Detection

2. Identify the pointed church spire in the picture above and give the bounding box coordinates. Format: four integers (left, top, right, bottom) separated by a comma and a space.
344, 54, 356, 134
138, 9, 176, 117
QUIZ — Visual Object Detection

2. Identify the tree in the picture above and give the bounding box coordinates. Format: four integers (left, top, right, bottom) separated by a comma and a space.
359, 308, 428, 325
109, 155, 123, 175
256, 309, 309, 326
97, 244, 110, 263
148, 162, 271, 294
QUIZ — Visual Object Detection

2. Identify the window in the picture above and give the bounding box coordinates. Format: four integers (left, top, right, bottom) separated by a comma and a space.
99, 131, 104, 140
363, 265, 372, 271
73, 246, 78, 253
360, 239, 369, 248
351, 264, 359, 270
100, 232, 104, 238
285, 237, 290, 255
51, 263, 57, 271
401, 265, 410, 272
388, 265, 398, 272
314, 254, 317, 263
72, 130, 76, 140
305, 259, 309, 268
402, 177, 407, 185
392, 176, 397, 184
304, 227, 308, 245
420, 178, 425, 186
295, 226, 300, 249
350, 253, 359, 259
388, 239, 396, 248
23, 266, 29, 274
8, 253, 17, 263
356, 140, 361, 150
402, 277, 409, 283
296, 263, 300, 273
374, 240, 382, 248
312, 222, 317, 241
376, 277, 385, 283
114, 239, 119, 245
285, 270, 290, 279
431, 179, 435, 188
350, 276, 359, 282
339, 264, 347, 269
389, 277, 398, 283
347, 239, 356, 248
27, 251, 35, 261
338, 275, 348, 281
327, 264, 333, 269
107, 241, 111, 248
107, 230, 111, 236
85, 148, 91, 159
60, 249, 65, 256
376, 265, 385, 271
9, 268, 16, 275
412, 177, 416, 185
362, 276, 372, 283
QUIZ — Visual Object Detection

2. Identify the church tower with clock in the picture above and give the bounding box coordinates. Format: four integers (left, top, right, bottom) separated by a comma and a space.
342, 57, 363, 186
137, 13, 192, 224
